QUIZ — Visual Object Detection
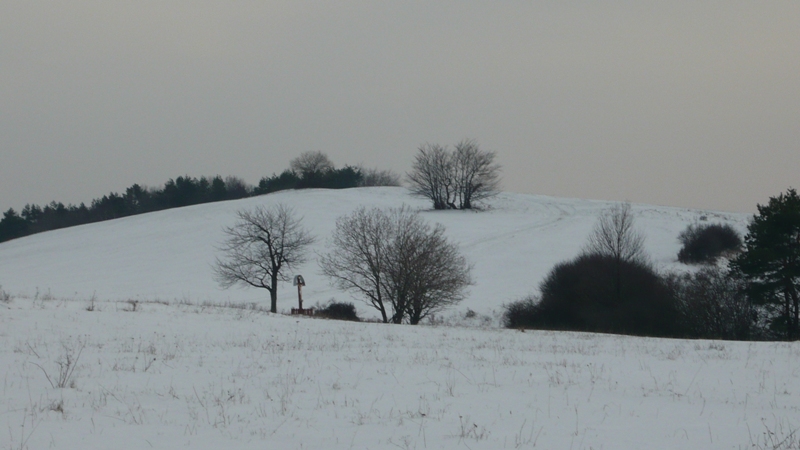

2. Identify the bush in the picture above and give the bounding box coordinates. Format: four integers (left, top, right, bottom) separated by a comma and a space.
512, 254, 684, 337
359, 167, 401, 187
407, 140, 500, 210
319, 206, 471, 324
502, 296, 539, 329
665, 266, 754, 340
678, 223, 742, 264
316, 302, 360, 321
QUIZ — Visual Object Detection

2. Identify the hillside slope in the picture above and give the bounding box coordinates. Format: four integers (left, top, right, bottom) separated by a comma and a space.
0, 187, 749, 317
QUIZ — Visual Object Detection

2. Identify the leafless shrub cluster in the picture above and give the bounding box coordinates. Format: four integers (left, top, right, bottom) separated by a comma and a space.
358, 167, 401, 187
31, 340, 85, 389
320, 206, 472, 324
666, 266, 754, 340
289, 150, 334, 177
407, 140, 501, 210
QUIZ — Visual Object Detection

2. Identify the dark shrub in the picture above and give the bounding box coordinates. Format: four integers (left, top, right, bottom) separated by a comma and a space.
321, 166, 363, 189
0, 208, 30, 242
678, 223, 742, 264
253, 170, 300, 195
502, 296, 539, 329
665, 267, 754, 340
359, 168, 401, 187
517, 254, 684, 337
317, 302, 360, 321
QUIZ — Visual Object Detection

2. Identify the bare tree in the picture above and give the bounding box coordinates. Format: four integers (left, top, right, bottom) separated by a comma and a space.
214, 204, 315, 313
224, 176, 251, 199
383, 210, 473, 324
584, 202, 646, 264
451, 139, 501, 209
407, 144, 452, 210
320, 206, 472, 324
319, 207, 394, 323
407, 140, 500, 210
290, 151, 334, 177
583, 202, 647, 303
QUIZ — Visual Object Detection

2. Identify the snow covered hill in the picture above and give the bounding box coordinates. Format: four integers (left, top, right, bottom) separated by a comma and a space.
3, 188, 798, 450
0, 187, 749, 318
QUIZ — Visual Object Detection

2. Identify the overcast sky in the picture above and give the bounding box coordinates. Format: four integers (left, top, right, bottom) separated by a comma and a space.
2, 2, 798, 214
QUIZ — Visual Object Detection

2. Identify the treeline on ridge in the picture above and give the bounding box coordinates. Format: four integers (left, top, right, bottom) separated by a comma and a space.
0, 151, 399, 243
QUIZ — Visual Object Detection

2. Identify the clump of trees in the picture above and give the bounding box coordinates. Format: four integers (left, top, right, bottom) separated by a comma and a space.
407, 140, 501, 210
1, 151, 400, 243
504, 203, 684, 337
677, 223, 742, 264
290, 150, 335, 176
213, 204, 315, 313
521, 254, 681, 336
0, 175, 255, 242
253, 166, 363, 194
319, 206, 472, 324
249, 151, 363, 194
211, 204, 471, 322
253, 151, 402, 194
665, 267, 753, 340
506, 189, 800, 341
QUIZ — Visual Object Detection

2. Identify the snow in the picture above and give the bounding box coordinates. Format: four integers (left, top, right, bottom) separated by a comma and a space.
2, 187, 797, 449
0, 187, 750, 315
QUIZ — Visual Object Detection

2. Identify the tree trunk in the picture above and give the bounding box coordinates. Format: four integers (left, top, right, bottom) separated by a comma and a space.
784, 288, 794, 340
789, 285, 799, 340
269, 288, 278, 314
614, 256, 622, 305
375, 294, 389, 323
391, 310, 404, 324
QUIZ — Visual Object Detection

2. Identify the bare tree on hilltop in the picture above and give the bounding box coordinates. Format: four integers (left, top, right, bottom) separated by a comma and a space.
407, 139, 500, 210
290, 151, 335, 177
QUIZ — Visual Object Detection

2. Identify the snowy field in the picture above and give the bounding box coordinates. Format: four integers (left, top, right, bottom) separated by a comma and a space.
1, 297, 798, 449
0, 187, 751, 317
2, 187, 798, 449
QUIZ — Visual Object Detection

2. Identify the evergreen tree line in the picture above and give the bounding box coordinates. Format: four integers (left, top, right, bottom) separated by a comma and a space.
0, 157, 378, 243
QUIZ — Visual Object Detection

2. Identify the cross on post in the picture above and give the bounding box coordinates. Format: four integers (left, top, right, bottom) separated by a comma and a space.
292, 275, 307, 314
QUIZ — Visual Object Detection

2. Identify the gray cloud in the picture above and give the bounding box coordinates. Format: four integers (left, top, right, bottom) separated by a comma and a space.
2, 2, 799, 213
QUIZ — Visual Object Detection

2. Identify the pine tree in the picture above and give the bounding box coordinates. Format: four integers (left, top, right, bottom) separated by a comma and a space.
732, 188, 800, 339
0, 209, 30, 242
